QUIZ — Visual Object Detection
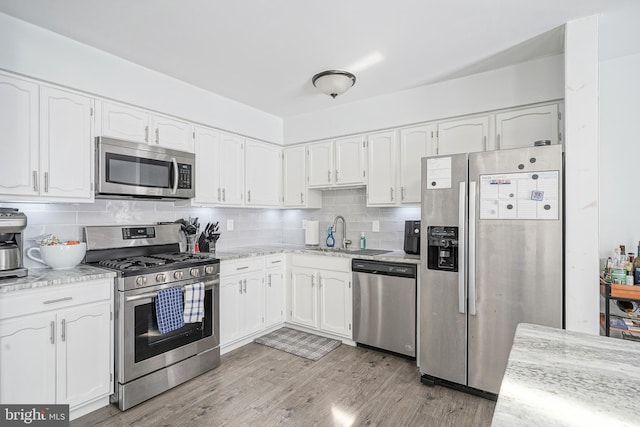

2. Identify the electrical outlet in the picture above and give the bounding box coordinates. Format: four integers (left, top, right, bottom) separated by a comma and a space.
302, 220, 308, 229
372, 220, 380, 232
227, 219, 234, 231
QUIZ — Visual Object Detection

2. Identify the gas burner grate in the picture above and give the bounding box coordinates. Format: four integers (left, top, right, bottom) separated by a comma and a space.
154, 252, 211, 263
99, 255, 169, 271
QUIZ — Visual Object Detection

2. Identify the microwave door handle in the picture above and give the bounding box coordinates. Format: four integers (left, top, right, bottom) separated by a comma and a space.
171, 157, 179, 195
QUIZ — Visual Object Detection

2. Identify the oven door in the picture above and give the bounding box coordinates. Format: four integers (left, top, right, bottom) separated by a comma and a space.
118, 276, 219, 384
97, 137, 195, 199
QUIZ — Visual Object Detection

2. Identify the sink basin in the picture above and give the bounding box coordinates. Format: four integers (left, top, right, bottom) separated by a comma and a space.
306, 247, 393, 256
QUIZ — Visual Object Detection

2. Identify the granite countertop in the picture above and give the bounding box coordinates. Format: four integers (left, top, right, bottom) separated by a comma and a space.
0, 265, 116, 294
213, 244, 421, 264
492, 323, 640, 427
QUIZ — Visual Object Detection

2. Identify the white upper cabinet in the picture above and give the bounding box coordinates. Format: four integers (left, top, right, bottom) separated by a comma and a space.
0, 74, 39, 198
367, 130, 397, 206
219, 132, 244, 206
283, 146, 322, 209
495, 104, 560, 149
40, 86, 93, 200
436, 116, 489, 155
98, 101, 150, 143
245, 140, 282, 207
97, 101, 194, 152
150, 114, 193, 152
192, 125, 221, 205
307, 141, 334, 187
307, 137, 366, 188
334, 136, 366, 186
400, 124, 435, 204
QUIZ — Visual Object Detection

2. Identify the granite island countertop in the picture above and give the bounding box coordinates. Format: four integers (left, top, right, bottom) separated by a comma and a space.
214, 244, 421, 264
0, 265, 116, 293
492, 323, 640, 427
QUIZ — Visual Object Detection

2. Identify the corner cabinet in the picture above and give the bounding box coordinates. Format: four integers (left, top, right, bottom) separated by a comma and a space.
0, 75, 93, 202
0, 279, 113, 420
288, 255, 352, 339
245, 140, 282, 207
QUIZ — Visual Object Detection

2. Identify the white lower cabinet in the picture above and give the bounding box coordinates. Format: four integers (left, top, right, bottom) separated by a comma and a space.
288, 255, 352, 339
265, 255, 286, 327
0, 279, 113, 419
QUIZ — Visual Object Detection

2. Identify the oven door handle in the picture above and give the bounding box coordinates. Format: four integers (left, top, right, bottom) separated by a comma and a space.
125, 279, 218, 302
170, 157, 179, 195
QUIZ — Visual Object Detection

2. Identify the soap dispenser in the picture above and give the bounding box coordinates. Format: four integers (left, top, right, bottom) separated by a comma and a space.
360, 232, 366, 250
326, 226, 335, 247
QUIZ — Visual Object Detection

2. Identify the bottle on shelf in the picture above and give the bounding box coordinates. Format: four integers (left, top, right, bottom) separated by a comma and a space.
634, 241, 640, 285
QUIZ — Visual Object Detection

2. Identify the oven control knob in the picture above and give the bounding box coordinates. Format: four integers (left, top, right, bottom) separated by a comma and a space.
205, 266, 215, 275
156, 273, 166, 282
190, 268, 200, 277
136, 276, 147, 286
173, 271, 184, 280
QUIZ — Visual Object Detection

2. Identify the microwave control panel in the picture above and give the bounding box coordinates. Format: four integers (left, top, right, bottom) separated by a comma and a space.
177, 163, 192, 189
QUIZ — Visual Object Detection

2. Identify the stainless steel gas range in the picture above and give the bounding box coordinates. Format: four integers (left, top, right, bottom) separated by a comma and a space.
84, 224, 220, 411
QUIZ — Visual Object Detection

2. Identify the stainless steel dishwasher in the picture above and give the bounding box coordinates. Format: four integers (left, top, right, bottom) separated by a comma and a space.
352, 259, 417, 358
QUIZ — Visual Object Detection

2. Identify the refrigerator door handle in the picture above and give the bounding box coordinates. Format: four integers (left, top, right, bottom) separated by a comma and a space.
469, 180, 477, 316
458, 181, 466, 314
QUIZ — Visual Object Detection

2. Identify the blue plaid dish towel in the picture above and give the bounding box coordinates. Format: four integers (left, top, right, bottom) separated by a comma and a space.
155, 287, 185, 334
183, 282, 205, 323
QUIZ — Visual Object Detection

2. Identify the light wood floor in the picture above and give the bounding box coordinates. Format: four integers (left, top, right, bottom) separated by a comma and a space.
72, 343, 495, 427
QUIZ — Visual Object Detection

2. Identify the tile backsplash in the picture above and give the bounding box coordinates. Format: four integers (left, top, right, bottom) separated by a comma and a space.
2, 188, 420, 268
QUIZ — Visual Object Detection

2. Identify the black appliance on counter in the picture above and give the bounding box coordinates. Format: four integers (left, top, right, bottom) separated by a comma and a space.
404, 220, 421, 255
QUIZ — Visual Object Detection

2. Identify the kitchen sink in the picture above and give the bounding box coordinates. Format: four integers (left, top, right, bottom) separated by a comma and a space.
307, 247, 393, 256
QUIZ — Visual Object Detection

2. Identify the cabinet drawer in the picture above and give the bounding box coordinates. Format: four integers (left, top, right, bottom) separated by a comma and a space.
265, 254, 284, 268
0, 279, 113, 321
289, 254, 350, 272
221, 257, 264, 276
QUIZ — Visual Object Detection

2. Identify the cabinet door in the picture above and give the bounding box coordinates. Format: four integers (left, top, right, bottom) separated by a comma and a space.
242, 271, 265, 336
245, 140, 282, 207
400, 124, 435, 204
0, 313, 56, 404
265, 267, 285, 328
219, 133, 245, 205
0, 74, 39, 197
283, 146, 306, 207
290, 267, 317, 328
193, 126, 221, 204
335, 136, 365, 186
307, 141, 334, 187
151, 114, 193, 152
318, 270, 352, 338
220, 276, 243, 345
495, 104, 559, 149
367, 131, 397, 206
40, 86, 93, 199
56, 302, 111, 408
437, 116, 489, 155
98, 101, 150, 143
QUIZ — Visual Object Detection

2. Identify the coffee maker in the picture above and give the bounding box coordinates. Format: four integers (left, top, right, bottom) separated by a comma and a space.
0, 208, 28, 279
404, 220, 421, 255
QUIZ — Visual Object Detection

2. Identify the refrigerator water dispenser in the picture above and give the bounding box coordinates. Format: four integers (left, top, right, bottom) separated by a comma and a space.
426, 226, 459, 271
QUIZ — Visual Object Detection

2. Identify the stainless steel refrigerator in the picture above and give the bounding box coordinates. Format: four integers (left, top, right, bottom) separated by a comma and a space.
419, 144, 563, 396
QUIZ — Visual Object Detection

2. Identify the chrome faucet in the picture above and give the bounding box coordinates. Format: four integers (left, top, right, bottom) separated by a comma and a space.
332, 215, 352, 249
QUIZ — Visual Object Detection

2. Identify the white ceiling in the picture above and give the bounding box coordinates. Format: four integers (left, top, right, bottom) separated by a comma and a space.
0, 0, 604, 118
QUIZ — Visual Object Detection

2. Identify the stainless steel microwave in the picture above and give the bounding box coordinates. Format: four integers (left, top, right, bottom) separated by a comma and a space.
96, 137, 195, 200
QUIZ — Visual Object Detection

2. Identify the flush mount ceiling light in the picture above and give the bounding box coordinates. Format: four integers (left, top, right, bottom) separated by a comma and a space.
312, 70, 356, 98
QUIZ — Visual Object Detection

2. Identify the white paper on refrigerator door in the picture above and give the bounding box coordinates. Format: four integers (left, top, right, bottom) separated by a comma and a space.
479, 171, 559, 220
426, 157, 452, 189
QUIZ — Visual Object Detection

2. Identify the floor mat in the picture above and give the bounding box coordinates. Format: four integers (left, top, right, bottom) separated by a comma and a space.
254, 327, 341, 361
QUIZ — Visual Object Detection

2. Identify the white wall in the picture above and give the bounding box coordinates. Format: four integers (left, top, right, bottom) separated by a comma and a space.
284, 55, 564, 144
564, 16, 600, 335
0, 12, 283, 144
598, 0, 640, 257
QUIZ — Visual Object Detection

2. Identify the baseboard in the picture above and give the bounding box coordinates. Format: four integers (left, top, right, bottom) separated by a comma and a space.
70, 395, 110, 421
284, 322, 356, 347
220, 323, 285, 355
